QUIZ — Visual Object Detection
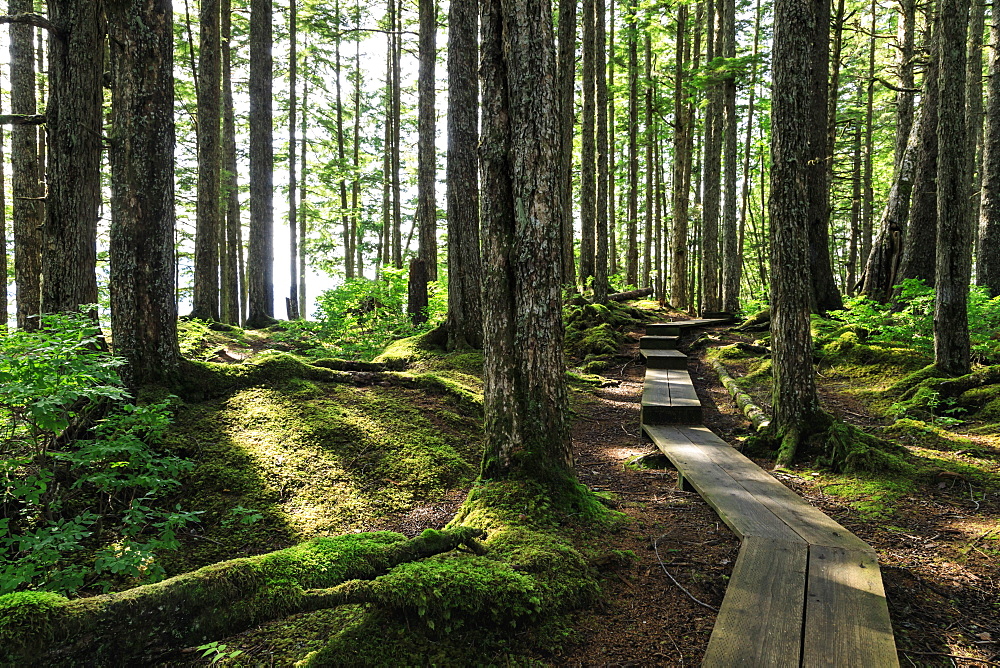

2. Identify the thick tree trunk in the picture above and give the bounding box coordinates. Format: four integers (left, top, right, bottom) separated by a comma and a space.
246, 0, 275, 328
625, 8, 639, 287
192, 0, 221, 321
107, 0, 180, 389
934, 0, 972, 376
594, 0, 609, 303
720, 0, 739, 313
287, 0, 299, 320
10, 0, 42, 330
978, 8, 1000, 295
391, 0, 403, 269
965, 0, 985, 228
479, 0, 573, 483
581, 0, 597, 286
770, 0, 825, 466
445, 0, 482, 350
0, 106, 6, 332
43, 0, 104, 315
670, 4, 690, 311
407, 258, 428, 326
417, 0, 437, 281
557, 0, 577, 287
899, 25, 939, 288
220, 0, 242, 325
860, 0, 877, 269
641, 34, 653, 289
894, 0, 916, 169
701, 0, 722, 312
607, 3, 617, 279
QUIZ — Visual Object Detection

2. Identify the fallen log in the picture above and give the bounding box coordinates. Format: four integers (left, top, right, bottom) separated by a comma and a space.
0, 528, 484, 666
711, 359, 771, 431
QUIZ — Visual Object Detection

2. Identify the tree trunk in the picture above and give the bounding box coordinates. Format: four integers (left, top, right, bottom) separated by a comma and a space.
670, 4, 690, 310
581, 0, 597, 286
286, 0, 299, 320
557, 0, 577, 287
770, 0, 825, 466
594, 0, 609, 303
739, 0, 762, 290
381, 11, 393, 275
479, 0, 573, 484
43, 0, 104, 315
720, 0, 739, 313
352, 12, 363, 278
898, 23, 939, 288
445, 0, 482, 350
965, 0, 985, 229
391, 0, 403, 269
1, 106, 6, 332
979, 5, 1000, 295
300, 49, 310, 307
895, 0, 916, 169
10, 0, 42, 330
417, 0, 437, 281
860, 0, 877, 269
107, 0, 180, 389
641, 33, 653, 289
607, 1, 617, 279
407, 258, 429, 326
246, 0, 275, 328
625, 8, 639, 288
220, 0, 242, 325
934, 0, 972, 376
701, 0, 721, 312
192, 0, 222, 321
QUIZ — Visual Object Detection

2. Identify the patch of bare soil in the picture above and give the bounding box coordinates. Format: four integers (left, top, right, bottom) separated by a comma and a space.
555, 331, 740, 666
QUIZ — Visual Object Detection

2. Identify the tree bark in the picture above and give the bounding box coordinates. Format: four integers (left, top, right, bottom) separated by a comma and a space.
407, 258, 428, 326
594, 0, 609, 303
769, 0, 825, 466
417, 0, 437, 281
220, 0, 242, 325
701, 0, 722, 312
0, 104, 6, 332
10, 0, 42, 330
641, 33, 653, 289
581, 0, 597, 286
894, 0, 916, 170
978, 5, 1000, 295
287, 0, 299, 320
720, 0, 739, 313
625, 7, 639, 287
246, 0, 275, 328
42, 0, 104, 315
933, 0, 972, 376
670, 4, 690, 311
107, 0, 180, 390
557, 0, 577, 287
445, 0, 482, 350
965, 0, 985, 228
860, 0, 877, 269
479, 0, 573, 484
192, 0, 222, 321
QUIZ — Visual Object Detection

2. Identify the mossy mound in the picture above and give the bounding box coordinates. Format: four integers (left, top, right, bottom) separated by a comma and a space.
564, 301, 645, 370
880, 419, 973, 451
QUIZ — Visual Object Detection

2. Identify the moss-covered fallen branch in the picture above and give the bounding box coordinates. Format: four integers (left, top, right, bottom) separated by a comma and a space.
711, 360, 771, 431
0, 528, 484, 665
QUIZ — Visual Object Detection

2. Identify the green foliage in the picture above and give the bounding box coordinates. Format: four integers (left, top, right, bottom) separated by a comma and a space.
830, 279, 1000, 364
312, 268, 446, 360
197, 641, 243, 665
0, 313, 197, 596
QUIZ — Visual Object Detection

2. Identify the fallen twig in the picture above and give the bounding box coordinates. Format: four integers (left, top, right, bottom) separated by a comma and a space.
652, 535, 718, 612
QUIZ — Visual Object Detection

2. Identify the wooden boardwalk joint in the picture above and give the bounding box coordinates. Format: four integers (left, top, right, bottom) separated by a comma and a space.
638, 322, 898, 667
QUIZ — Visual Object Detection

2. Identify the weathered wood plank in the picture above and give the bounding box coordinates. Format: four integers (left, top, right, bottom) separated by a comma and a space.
640, 349, 688, 370
639, 335, 680, 350
802, 546, 898, 668
641, 370, 701, 424
703, 535, 807, 668
679, 427, 871, 551
643, 425, 804, 542
645, 323, 681, 336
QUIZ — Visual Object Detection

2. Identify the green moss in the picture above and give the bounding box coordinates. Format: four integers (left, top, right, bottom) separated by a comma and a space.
820, 475, 917, 520
812, 420, 914, 474
0, 591, 66, 659
372, 326, 448, 366
881, 419, 972, 451
886, 364, 950, 399
958, 383, 1000, 409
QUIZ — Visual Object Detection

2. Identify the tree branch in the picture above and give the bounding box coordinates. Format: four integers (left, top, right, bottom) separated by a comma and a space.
875, 77, 921, 93
0, 114, 46, 126
0, 13, 58, 34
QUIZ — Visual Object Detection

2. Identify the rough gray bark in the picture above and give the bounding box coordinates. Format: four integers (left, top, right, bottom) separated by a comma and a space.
625, 8, 639, 287
107, 0, 180, 389
10, 0, 42, 330
246, 0, 275, 328
335, 3, 351, 282
417, 0, 437, 281
557, 0, 577, 286
407, 258, 429, 326
42, 0, 104, 315
0, 107, 5, 332
978, 5, 1000, 295
641, 33, 653, 289
479, 0, 572, 483
860, 0, 877, 270
965, 0, 985, 228
220, 0, 242, 325
608, 2, 617, 278
894, 0, 916, 169
581, 0, 597, 285
720, 0, 739, 313
391, 0, 402, 269
670, 3, 690, 310
701, 0, 722, 312
934, 0, 972, 376
192, 0, 221, 321
445, 0, 482, 350
898, 25, 939, 288
287, 0, 299, 320
769, 0, 824, 466
594, 0, 609, 303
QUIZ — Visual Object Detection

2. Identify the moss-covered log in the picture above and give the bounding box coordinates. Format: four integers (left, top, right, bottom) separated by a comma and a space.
0, 528, 484, 665
711, 360, 771, 431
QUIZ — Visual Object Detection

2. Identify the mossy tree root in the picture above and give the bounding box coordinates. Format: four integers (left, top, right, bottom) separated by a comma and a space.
0, 528, 484, 665
711, 360, 771, 431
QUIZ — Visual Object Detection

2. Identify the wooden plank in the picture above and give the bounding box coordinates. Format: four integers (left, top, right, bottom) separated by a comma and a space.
680, 427, 871, 551
643, 425, 804, 542
640, 349, 688, 370
641, 370, 701, 424
645, 323, 681, 336
802, 546, 898, 668
639, 335, 680, 350
703, 536, 807, 668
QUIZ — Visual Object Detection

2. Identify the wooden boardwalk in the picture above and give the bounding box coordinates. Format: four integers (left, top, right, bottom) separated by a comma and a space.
639, 321, 898, 667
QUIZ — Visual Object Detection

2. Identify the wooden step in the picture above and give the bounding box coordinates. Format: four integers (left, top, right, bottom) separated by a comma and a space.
645, 323, 681, 336
640, 368, 701, 425
639, 335, 680, 350
639, 349, 688, 370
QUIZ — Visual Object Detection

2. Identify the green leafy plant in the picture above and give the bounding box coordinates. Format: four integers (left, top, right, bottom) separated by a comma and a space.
197, 641, 243, 665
